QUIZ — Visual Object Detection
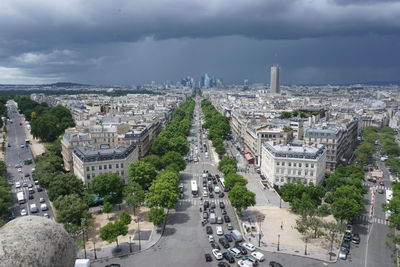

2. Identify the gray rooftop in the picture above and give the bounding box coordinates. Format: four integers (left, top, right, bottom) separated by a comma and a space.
304, 123, 344, 138
73, 144, 136, 162
263, 141, 325, 159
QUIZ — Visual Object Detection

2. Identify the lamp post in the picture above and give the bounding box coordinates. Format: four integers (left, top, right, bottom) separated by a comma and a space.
82, 230, 87, 259
277, 234, 280, 251
304, 238, 308, 255
137, 217, 141, 251
93, 240, 97, 259
129, 235, 132, 253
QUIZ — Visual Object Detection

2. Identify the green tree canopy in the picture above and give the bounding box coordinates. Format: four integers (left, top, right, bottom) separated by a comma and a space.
54, 194, 90, 226
47, 173, 85, 201
224, 173, 247, 189
91, 173, 125, 204
148, 207, 167, 226
99, 220, 128, 248
161, 151, 186, 171
119, 211, 132, 225
129, 161, 157, 190
228, 185, 256, 213
124, 181, 145, 214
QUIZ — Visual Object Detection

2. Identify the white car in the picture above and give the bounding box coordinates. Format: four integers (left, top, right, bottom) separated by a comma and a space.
212, 249, 223, 260
216, 226, 224, 236
30, 203, 38, 213
251, 251, 265, 261
43, 213, 50, 218
208, 235, 214, 242
39, 197, 45, 203
40, 203, 48, 211
237, 260, 254, 267
242, 242, 256, 252
20, 209, 27, 216
203, 191, 208, 197
339, 247, 348, 260
15, 182, 21, 188
17, 168, 22, 173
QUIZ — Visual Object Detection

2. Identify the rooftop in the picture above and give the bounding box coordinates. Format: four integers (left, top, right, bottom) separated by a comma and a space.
73, 144, 136, 162
263, 141, 325, 159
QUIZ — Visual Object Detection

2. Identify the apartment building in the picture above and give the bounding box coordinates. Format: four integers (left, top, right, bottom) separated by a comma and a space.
260, 141, 326, 187
61, 128, 92, 172
72, 144, 138, 185
124, 121, 161, 158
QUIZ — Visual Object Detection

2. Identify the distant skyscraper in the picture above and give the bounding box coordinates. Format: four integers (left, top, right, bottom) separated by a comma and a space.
270, 66, 280, 94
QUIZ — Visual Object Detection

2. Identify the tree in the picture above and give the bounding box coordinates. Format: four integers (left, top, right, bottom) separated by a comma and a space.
161, 151, 186, 171
47, 173, 85, 201
228, 185, 256, 213
103, 201, 112, 219
224, 173, 247, 189
119, 211, 132, 225
99, 220, 128, 249
129, 161, 157, 190
156, 170, 180, 186
0, 161, 7, 175
331, 197, 363, 222
146, 180, 179, 209
124, 181, 145, 215
91, 173, 125, 204
31, 113, 60, 142
148, 207, 167, 226
142, 155, 163, 170
169, 136, 189, 155
54, 194, 90, 226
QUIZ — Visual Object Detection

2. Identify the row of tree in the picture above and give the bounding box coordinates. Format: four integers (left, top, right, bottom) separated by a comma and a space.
201, 100, 230, 157
15, 96, 75, 142
354, 126, 379, 165
0, 161, 12, 227
218, 156, 256, 212
280, 109, 325, 119
384, 182, 400, 246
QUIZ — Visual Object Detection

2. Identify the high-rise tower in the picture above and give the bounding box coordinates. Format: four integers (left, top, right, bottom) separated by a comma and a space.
270, 66, 280, 94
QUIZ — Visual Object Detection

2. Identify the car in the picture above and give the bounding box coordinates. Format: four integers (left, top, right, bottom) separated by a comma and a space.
209, 235, 215, 242
228, 247, 242, 258
206, 226, 213, 234
210, 208, 216, 214
251, 251, 265, 261
222, 251, 235, 263
20, 209, 27, 216
238, 260, 254, 267
7, 143, 11, 147
39, 197, 45, 203
217, 262, 230, 267
227, 223, 233, 230
243, 255, 258, 265
341, 240, 351, 250
343, 232, 352, 242
222, 209, 227, 215
242, 242, 256, 252
379, 181, 384, 186
30, 204, 38, 213
224, 215, 231, 223
216, 226, 224, 235
345, 224, 352, 234
203, 211, 209, 219
217, 216, 223, 224
212, 249, 223, 260
269, 261, 283, 267
339, 247, 349, 260
29, 194, 34, 200
15, 164, 22, 168
352, 234, 360, 244
209, 192, 214, 198
34, 180, 39, 185
105, 265, 121, 267
210, 202, 216, 209
219, 237, 230, 249
235, 244, 248, 255
179, 193, 184, 199
204, 201, 210, 209
377, 188, 385, 194
28, 183, 33, 188
203, 191, 208, 197
224, 233, 233, 242
28, 188, 34, 194
219, 201, 225, 209
20, 144, 25, 148
22, 182, 28, 187
41, 203, 48, 211
18, 168, 22, 173
15, 182, 21, 188
211, 241, 221, 250
219, 192, 225, 198
43, 213, 50, 218
24, 173, 30, 177
205, 253, 213, 262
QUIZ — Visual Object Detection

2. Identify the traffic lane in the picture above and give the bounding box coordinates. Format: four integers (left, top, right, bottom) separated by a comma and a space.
366, 224, 394, 267
374, 190, 387, 219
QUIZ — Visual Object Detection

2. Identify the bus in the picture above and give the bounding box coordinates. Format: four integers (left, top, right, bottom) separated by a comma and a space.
386, 189, 393, 219
191, 180, 198, 196
17, 192, 25, 204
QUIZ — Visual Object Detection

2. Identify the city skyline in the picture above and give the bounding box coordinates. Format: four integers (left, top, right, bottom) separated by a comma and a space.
0, 0, 399, 85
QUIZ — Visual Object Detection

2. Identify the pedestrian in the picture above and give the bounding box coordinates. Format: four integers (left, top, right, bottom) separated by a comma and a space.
281, 221, 283, 230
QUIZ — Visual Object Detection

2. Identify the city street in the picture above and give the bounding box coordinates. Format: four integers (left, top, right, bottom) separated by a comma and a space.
5, 101, 54, 220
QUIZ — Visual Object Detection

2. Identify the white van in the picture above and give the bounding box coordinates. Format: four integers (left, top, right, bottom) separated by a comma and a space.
251, 251, 265, 261
30, 203, 38, 213
216, 226, 224, 235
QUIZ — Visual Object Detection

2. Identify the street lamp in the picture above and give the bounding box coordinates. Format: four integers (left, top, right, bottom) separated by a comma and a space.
129, 235, 132, 253
137, 217, 141, 251
304, 238, 308, 255
277, 234, 280, 251
93, 240, 97, 259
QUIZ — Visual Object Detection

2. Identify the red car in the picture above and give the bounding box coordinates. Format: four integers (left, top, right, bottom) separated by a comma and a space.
379, 181, 384, 186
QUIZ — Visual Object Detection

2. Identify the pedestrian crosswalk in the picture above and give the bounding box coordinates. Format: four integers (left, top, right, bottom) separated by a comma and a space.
354, 214, 389, 225
363, 182, 391, 191
178, 198, 230, 206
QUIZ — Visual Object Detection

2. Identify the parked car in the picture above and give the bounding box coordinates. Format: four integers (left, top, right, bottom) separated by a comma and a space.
238, 260, 254, 267
269, 261, 283, 267
211, 241, 221, 250
352, 234, 360, 244
243, 255, 258, 266
210, 202, 216, 209
206, 226, 213, 234
43, 213, 50, 218
217, 262, 230, 267
203, 211, 209, 219
341, 240, 351, 250
204, 201, 210, 209
15, 182, 21, 188
242, 242, 256, 252
339, 247, 349, 260
217, 216, 223, 224
219, 192, 225, 198
219, 237, 230, 249
219, 201, 225, 209
251, 251, 265, 261
208, 235, 215, 242
224, 215, 231, 223
343, 232, 352, 242
235, 244, 248, 255
216, 226, 224, 236
39, 197, 45, 203
209, 192, 214, 198
205, 253, 212, 262
224, 233, 233, 242
228, 247, 242, 258
227, 223, 233, 230
20, 209, 27, 216
212, 249, 223, 260
222, 251, 235, 263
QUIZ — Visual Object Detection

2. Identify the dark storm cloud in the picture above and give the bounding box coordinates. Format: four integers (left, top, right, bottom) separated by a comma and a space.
0, 0, 399, 84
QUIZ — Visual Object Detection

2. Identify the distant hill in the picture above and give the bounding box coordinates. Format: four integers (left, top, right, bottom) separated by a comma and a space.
43, 82, 90, 87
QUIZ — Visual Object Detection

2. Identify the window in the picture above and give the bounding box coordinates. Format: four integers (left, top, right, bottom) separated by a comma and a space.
298, 170, 301, 175
116, 163, 119, 168
275, 178, 279, 182
299, 163, 302, 167
86, 166, 90, 172
87, 174, 90, 180
117, 171, 120, 176
99, 165, 102, 170
282, 162, 285, 166
305, 163, 309, 168
276, 162, 280, 166
293, 163, 297, 167
121, 163, 124, 168
109, 164, 112, 169
311, 164, 314, 168
104, 165, 107, 170
310, 171, 314, 176
288, 169, 291, 175
280, 177, 284, 182
121, 170, 124, 176
92, 166, 95, 171
305, 170, 308, 176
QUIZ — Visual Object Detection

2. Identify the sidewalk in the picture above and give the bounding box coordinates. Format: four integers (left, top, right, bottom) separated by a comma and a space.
19, 115, 45, 157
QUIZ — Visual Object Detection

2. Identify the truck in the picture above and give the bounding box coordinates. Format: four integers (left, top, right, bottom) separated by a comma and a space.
17, 192, 25, 204
231, 230, 243, 242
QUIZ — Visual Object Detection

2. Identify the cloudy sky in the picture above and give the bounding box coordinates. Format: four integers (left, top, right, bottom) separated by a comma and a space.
0, 0, 399, 85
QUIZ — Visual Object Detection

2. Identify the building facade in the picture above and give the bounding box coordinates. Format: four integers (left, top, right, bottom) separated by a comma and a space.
72, 144, 138, 185
270, 66, 280, 94
260, 141, 326, 187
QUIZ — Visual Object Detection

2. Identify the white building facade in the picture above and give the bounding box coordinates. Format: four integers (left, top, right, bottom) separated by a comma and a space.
260, 141, 326, 187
